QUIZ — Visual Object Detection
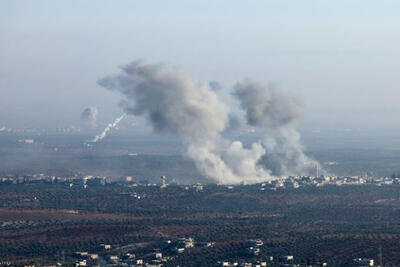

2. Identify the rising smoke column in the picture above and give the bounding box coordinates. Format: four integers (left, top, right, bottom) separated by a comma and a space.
91, 114, 125, 143
81, 107, 99, 128
98, 60, 270, 184
233, 80, 318, 176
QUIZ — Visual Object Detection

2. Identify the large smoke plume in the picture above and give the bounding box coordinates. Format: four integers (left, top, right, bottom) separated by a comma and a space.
81, 107, 99, 128
98, 60, 318, 183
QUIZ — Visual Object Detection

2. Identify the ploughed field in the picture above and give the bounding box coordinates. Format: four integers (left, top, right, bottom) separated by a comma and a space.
0, 183, 399, 266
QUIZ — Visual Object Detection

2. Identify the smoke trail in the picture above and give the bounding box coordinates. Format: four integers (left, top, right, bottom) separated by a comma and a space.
233, 80, 318, 176
98, 60, 270, 184
91, 114, 125, 143
81, 107, 99, 128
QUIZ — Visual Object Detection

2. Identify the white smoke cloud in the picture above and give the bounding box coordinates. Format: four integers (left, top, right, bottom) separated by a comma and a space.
81, 107, 99, 128
259, 128, 317, 176
98, 60, 270, 184
91, 114, 125, 143
233, 80, 319, 177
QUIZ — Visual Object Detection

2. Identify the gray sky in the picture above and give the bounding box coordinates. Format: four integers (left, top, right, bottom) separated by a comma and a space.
1, 0, 400, 131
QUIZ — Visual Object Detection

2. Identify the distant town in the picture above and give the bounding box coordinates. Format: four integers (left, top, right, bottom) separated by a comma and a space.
1, 172, 399, 189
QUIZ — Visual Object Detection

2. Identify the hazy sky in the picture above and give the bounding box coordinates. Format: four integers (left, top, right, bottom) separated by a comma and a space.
1, 1, 400, 131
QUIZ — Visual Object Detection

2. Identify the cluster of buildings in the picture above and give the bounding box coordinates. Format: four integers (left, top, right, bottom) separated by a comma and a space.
1, 172, 400, 190
263, 175, 400, 190
72, 248, 166, 267
67, 237, 213, 267
217, 255, 308, 267
217, 252, 375, 267
216, 257, 375, 267
0, 174, 111, 187
68, 240, 375, 267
